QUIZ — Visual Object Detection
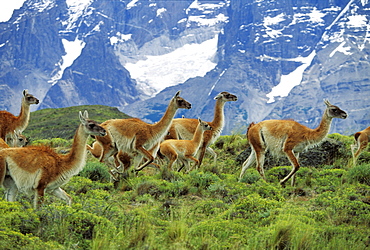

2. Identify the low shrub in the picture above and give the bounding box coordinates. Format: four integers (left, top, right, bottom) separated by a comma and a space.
64, 176, 113, 195
347, 164, 370, 186
189, 218, 249, 248
79, 161, 112, 182
38, 204, 115, 249
0, 200, 39, 235
239, 170, 261, 184
0, 229, 61, 250
223, 193, 281, 223
31, 138, 71, 148
187, 171, 221, 190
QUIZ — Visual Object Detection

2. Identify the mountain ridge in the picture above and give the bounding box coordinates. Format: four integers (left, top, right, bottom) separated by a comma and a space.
0, 0, 369, 135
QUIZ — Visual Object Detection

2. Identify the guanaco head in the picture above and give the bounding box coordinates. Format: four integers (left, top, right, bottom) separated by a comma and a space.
324, 99, 347, 119
12, 130, 28, 147
79, 111, 107, 137
23, 89, 39, 105
198, 118, 212, 131
214, 91, 238, 102
173, 91, 192, 110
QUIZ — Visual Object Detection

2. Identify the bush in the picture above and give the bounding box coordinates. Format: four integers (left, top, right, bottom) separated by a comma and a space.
347, 164, 370, 186
64, 176, 113, 195
313, 168, 347, 193
311, 187, 370, 226
189, 219, 249, 248
239, 170, 261, 184
224, 193, 281, 222
31, 138, 71, 148
79, 161, 112, 182
187, 171, 221, 189
193, 199, 228, 217
38, 204, 116, 249
0, 229, 61, 250
0, 200, 39, 234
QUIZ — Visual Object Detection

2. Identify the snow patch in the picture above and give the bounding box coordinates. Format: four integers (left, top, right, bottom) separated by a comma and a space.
307, 8, 326, 23
186, 0, 228, 27
266, 51, 316, 103
32, 0, 54, 13
329, 41, 352, 57
188, 13, 228, 27
157, 8, 166, 17
49, 38, 86, 85
0, 0, 26, 22
347, 15, 367, 27
62, 0, 93, 31
264, 13, 286, 26
110, 33, 132, 45
125, 35, 218, 96
127, 0, 139, 10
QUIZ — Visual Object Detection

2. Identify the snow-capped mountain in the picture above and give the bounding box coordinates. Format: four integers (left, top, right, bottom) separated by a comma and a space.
0, 0, 369, 135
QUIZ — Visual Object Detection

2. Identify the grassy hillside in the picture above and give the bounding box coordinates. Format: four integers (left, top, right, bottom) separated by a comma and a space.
24, 105, 131, 140
1, 133, 370, 249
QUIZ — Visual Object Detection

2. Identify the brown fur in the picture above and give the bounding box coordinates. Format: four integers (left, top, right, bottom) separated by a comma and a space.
240, 100, 347, 186
87, 141, 132, 179
0, 131, 27, 149
95, 91, 191, 172
165, 91, 237, 167
351, 126, 370, 165
160, 119, 212, 172
0, 132, 27, 191
0, 111, 106, 208
0, 90, 39, 142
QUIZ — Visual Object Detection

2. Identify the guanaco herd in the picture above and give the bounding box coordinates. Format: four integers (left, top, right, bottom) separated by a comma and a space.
0, 90, 366, 208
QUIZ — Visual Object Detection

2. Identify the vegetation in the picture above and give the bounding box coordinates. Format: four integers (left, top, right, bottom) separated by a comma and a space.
1, 106, 370, 249
25, 105, 130, 140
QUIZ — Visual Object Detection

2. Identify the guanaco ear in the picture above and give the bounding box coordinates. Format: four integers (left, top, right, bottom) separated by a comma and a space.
198, 118, 202, 123
79, 111, 87, 124
324, 99, 332, 107
174, 91, 181, 98
23, 89, 28, 96
214, 93, 222, 100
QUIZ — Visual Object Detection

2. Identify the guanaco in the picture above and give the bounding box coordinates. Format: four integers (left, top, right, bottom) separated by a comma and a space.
95, 91, 191, 172
0, 111, 106, 208
351, 126, 370, 165
0, 90, 39, 144
239, 99, 347, 186
160, 118, 212, 172
166, 91, 237, 167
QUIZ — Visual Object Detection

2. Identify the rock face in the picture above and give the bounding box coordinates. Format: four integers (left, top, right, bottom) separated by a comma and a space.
121, 0, 370, 135
0, 0, 369, 135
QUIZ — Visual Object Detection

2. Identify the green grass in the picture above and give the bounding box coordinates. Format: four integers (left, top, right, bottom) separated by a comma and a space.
25, 105, 130, 140
1, 124, 370, 249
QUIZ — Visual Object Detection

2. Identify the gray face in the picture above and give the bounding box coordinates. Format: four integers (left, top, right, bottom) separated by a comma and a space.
328, 105, 348, 119
202, 122, 212, 131
25, 94, 39, 105
176, 96, 192, 110
220, 92, 238, 102
85, 120, 107, 136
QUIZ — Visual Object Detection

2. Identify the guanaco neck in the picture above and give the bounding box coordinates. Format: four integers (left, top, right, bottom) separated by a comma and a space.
65, 124, 89, 169
16, 98, 31, 132
192, 124, 205, 146
310, 109, 332, 142
211, 99, 226, 131
151, 100, 178, 136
